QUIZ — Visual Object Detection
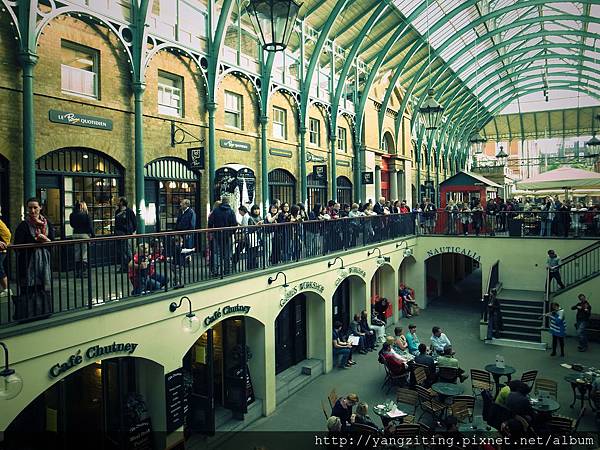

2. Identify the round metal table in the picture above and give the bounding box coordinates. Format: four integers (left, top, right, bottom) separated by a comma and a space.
484, 364, 516, 397
531, 398, 560, 414
564, 373, 597, 411
431, 382, 464, 404
372, 403, 408, 427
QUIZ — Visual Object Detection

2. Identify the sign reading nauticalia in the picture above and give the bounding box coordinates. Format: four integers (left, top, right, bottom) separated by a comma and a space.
49, 342, 138, 378
426, 246, 481, 262
49, 110, 113, 130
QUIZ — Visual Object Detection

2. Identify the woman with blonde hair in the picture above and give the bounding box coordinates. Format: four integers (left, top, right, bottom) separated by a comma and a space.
69, 200, 94, 276
353, 402, 378, 429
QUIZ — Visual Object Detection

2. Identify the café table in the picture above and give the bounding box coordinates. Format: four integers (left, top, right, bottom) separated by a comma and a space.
564, 373, 597, 411
530, 397, 560, 415
484, 364, 516, 397
373, 403, 408, 427
431, 382, 464, 404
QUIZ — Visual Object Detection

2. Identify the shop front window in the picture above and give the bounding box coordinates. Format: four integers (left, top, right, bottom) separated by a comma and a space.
36, 148, 123, 239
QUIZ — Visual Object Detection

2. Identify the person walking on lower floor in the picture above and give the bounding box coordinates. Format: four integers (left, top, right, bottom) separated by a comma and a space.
114, 197, 137, 272
546, 249, 565, 290
545, 302, 566, 357
571, 293, 591, 352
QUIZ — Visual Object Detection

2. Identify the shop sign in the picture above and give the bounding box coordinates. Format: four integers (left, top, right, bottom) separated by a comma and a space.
220, 139, 251, 151
279, 281, 325, 307
349, 267, 366, 278
306, 151, 326, 163
426, 246, 481, 262
49, 341, 138, 378
165, 368, 187, 433
269, 148, 293, 158
336, 160, 350, 167
361, 171, 374, 185
49, 109, 113, 131
204, 304, 251, 326
187, 147, 205, 170
313, 164, 327, 181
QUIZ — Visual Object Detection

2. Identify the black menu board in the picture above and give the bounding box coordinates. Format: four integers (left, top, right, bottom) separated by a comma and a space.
165, 368, 186, 433
127, 418, 153, 450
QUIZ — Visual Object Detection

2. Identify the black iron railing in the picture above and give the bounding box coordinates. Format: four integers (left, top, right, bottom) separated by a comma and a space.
416, 210, 600, 238
0, 213, 415, 328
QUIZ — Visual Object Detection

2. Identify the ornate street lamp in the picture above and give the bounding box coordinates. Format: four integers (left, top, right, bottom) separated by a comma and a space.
469, 131, 487, 155
419, 89, 445, 131
246, 0, 302, 52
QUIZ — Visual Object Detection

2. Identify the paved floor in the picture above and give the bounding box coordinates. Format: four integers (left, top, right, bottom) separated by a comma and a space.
243, 270, 598, 435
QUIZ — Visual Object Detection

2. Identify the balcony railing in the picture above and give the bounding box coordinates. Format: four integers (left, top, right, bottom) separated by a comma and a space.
417, 210, 599, 238
0, 214, 415, 329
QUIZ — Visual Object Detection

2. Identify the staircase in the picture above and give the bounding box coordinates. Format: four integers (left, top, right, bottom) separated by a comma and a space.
275, 359, 324, 405
547, 241, 600, 296
491, 289, 546, 350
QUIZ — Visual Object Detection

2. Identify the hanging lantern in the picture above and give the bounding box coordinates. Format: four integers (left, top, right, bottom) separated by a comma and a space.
419, 89, 444, 130
246, 0, 302, 52
469, 131, 487, 155
495, 145, 508, 163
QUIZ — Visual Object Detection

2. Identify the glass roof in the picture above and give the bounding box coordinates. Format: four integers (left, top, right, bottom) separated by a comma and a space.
390, 0, 600, 114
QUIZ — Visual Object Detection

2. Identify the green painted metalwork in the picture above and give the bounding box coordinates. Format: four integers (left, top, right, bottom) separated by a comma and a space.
16, 1, 38, 201
260, 51, 275, 214
207, 0, 235, 201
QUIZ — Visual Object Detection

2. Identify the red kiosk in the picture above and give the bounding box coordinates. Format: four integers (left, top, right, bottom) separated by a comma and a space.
436, 171, 501, 232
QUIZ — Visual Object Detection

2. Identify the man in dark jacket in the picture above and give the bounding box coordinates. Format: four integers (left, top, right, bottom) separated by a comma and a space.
486, 199, 498, 236
114, 197, 137, 272
208, 195, 238, 275
175, 199, 197, 248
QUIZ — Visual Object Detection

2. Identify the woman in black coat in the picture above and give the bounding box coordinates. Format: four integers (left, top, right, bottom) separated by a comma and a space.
13, 197, 55, 321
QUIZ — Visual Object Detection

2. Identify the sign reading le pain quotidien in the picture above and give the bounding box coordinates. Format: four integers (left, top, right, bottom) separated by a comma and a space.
49, 341, 138, 378
49, 110, 113, 130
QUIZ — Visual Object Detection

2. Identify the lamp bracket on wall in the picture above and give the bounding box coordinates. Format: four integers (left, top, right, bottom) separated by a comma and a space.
171, 121, 204, 147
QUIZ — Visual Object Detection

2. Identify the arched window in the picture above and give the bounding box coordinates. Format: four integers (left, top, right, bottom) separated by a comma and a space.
144, 157, 200, 231
36, 148, 123, 238
268, 169, 296, 206
307, 173, 327, 211
336, 176, 352, 206
382, 131, 395, 154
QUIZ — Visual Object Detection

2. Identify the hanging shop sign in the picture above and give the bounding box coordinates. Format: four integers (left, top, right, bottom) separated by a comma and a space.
269, 148, 293, 158
49, 341, 138, 378
280, 281, 325, 308
306, 151, 326, 163
313, 165, 327, 181
426, 246, 481, 262
220, 139, 251, 151
187, 147, 205, 170
165, 368, 188, 433
361, 172, 374, 184
49, 110, 113, 131
204, 304, 251, 326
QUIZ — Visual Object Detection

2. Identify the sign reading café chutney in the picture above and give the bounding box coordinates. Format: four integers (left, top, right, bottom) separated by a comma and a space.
204, 304, 251, 327
49, 341, 138, 378
49, 110, 113, 131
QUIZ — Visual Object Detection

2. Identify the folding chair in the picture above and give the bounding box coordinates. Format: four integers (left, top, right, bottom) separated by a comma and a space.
450, 395, 475, 423
396, 387, 419, 416
438, 366, 459, 384
328, 388, 339, 408
520, 370, 538, 388
534, 378, 558, 400
471, 369, 493, 397
416, 385, 447, 422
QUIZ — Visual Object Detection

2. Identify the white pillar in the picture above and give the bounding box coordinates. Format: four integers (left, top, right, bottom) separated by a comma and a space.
390, 169, 398, 202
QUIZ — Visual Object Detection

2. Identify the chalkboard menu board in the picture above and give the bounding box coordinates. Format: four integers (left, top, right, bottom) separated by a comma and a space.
165, 369, 186, 433
127, 419, 153, 450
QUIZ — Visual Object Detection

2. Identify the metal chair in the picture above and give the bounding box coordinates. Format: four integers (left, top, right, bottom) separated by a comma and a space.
396, 387, 419, 415
328, 388, 339, 408
413, 365, 428, 386
415, 385, 447, 422
349, 422, 381, 436
450, 395, 475, 423
547, 415, 575, 434
438, 366, 460, 383
534, 378, 558, 400
382, 361, 410, 393
321, 400, 329, 420
471, 369, 493, 396
520, 370, 538, 387
390, 424, 421, 441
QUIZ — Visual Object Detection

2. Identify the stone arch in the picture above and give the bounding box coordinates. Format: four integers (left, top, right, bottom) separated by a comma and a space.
382, 130, 395, 153
3, 356, 164, 433
370, 263, 396, 321
269, 89, 300, 138
144, 44, 208, 89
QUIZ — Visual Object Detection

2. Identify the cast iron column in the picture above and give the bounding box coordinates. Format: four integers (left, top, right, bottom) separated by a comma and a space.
260, 115, 269, 214
133, 82, 146, 233
207, 101, 217, 203
19, 52, 38, 201
299, 126, 307, 205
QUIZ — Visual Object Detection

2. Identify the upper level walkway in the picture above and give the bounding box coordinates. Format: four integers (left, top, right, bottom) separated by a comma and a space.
1, 211, 597, 334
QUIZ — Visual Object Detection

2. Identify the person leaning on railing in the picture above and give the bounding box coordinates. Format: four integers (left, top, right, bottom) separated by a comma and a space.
0, 205, 11, 298
13, 197, 55, 321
